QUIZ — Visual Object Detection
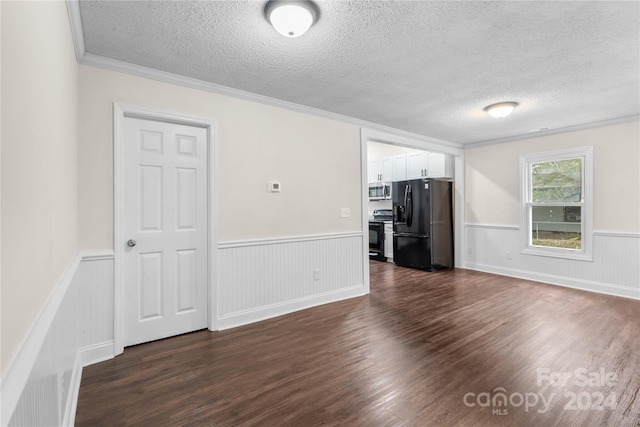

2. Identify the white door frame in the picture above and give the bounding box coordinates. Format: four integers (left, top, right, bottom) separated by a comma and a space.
113, 103, 217, 356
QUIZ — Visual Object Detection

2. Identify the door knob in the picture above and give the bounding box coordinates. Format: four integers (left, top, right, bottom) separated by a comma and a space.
127, 239, 137, 247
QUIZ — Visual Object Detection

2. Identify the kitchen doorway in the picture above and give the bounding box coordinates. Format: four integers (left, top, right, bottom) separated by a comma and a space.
360, 129, 464, 288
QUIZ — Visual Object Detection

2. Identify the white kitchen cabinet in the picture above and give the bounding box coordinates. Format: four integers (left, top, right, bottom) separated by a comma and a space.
407, 152, 454, 179
391, 154, 407, 181
407, 152, 428, 179
427, 152, 454, 178
382, 158, 392, 181
371, 152, 448, 183
384, 223, 394, 261
427, 152, 445, 178
369, 157, 393, 182
369, 159, 382, 183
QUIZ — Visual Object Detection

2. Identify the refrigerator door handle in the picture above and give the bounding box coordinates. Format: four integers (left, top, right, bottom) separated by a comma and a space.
403, 184, 409, 209
406, 185, 413, 227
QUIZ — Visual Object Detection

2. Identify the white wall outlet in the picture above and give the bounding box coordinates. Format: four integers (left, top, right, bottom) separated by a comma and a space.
313, 269, 320, 281
268, 180, 281, 193
467, 247, 472, 255
506, 251, 512, 260
340, 208, 351, 218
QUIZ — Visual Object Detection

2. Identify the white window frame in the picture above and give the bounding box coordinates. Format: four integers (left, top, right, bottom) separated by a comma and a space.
519, 146, 593, 261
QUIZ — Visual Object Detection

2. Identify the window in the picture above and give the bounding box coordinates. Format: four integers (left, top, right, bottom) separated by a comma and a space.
520, 147, 593, 260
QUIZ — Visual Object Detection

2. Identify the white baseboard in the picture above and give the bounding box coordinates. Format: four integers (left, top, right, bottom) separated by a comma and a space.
80, 341, 115, 367
217, 285, 366, 330
464, 225, 640, 300
466, 262, 640, 300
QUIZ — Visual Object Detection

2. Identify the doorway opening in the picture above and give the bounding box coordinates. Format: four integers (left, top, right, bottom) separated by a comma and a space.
359, 130, 464, 291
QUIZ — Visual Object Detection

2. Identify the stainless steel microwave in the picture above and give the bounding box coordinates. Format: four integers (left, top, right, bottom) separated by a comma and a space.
368, 182, 391, 201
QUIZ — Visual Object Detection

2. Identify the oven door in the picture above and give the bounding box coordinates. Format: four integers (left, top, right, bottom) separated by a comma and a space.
369, 221, 386, 261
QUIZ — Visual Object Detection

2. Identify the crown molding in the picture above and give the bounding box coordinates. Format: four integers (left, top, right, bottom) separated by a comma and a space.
65, 0, 461, 151
79, 53, 463, 150
66, 0, 85, 61
464, 114, 640, 149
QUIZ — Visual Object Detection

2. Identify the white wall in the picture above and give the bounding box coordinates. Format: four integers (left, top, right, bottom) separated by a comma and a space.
465, 121, 640, 231
464, 121, 640, 298
79, 64, 366, 359
1, 0, 79, 376
78, 66, 362, 247
368, 140, 422, 160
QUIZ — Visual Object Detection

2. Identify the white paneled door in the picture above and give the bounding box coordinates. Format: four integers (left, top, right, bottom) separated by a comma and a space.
122, 117, 208, 347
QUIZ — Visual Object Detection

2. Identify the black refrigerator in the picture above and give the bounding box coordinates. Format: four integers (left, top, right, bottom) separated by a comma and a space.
392, 178, 454, 271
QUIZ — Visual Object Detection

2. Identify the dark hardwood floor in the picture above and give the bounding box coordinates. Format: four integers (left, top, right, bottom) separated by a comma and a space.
76, 262, 640, 426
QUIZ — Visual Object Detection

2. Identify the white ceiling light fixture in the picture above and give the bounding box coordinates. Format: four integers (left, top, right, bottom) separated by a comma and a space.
264, 0, 318, 38
484, 102, 519, 119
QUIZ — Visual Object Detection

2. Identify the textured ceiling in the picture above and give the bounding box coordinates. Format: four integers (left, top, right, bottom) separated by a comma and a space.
77, 1, 640, 145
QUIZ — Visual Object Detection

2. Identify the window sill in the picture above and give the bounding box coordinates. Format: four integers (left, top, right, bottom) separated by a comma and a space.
521, 246, 593, 262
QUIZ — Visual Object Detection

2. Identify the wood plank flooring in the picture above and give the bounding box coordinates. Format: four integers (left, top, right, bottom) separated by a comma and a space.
75, 262, 640, 426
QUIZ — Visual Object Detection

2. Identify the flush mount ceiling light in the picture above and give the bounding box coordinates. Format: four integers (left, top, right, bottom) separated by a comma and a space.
264, 0, 318, 38
484, 102, 519, 119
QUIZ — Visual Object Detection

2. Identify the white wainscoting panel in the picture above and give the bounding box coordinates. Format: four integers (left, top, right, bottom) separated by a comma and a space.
4, 251, 115, 427
77, 254, 115, 365
217, 232, 366, 329
464, 224, 640, 299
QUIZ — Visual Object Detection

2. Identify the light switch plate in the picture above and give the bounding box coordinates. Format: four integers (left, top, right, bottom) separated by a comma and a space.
340, 208, 351, 218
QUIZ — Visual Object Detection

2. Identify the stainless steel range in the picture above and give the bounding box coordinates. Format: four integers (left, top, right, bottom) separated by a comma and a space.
369, 209, 393, 261
372, 209, 393, 221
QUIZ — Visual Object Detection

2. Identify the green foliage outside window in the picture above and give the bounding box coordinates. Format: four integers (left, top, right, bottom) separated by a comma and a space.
532, 158, 582, 203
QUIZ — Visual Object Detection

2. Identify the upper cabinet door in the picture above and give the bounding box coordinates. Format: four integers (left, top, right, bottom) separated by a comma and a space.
382, 157, 393, 181
426, 152, 454, 178
370, 157, 394, 182
407, 152, 428, 179
427, 152, 445, 178
391, 154, 407, 182
369, 159, 383, 183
